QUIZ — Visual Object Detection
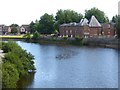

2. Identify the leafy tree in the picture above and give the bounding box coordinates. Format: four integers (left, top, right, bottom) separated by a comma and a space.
10, 24, 19, 34
10, 24, 19, 27
11, 26, 18, 34
32, 31, 40, 39
112, 15, 118, 23
56, 9, 83, 24
55, 9, 83, 30
85, 7, 109, 23
29, 21, 40, 34
29, 21, 36, 34
39, 13, 55, 34
116, 15, 120, 38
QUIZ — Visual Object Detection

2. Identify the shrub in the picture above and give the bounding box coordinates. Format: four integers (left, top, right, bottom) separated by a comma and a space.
2, 41, 35, 88
32, 31, 40, 39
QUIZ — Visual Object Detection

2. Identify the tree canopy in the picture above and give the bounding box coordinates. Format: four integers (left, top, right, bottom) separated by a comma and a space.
55, 9, 83, 24
112, 15, 118, 23
10, 24, 19, 34
55, 9, 83, 30
39, 13, 55, 34
85, 7, 109, 23
29, 21, 36, 34
116, 15, 120, 38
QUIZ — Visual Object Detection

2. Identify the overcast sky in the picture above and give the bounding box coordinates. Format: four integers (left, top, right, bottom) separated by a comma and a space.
0, 0, 119, 25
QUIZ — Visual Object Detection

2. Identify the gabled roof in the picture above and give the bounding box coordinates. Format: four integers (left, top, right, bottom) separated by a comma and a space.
21, 25, 29, 28
0, 25, 4, 27
89, 15, 101, 27
81, 18, 89, 26
21, 25, 30, 31
4, 26, 9, 30
79, 19, 83, 24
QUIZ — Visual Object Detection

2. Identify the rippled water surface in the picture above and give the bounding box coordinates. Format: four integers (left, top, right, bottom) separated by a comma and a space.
17, 41, 118, 88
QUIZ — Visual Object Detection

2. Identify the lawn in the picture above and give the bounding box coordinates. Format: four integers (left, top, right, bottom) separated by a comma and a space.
0, 35, 25, 39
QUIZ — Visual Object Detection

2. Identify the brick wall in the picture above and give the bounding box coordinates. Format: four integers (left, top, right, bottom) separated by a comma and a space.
59, 23, 116, 38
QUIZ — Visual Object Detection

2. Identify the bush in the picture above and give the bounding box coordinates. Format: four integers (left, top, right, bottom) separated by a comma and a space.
63, 36, 68, 40
75, 36, 81, 41
69, 36, 83, 46
32, 31, 40, 39
2, 62, 19, 88
2, 41, 35, 88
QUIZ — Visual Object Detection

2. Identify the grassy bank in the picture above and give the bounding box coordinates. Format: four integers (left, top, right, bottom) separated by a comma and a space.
0, 35, 25, 39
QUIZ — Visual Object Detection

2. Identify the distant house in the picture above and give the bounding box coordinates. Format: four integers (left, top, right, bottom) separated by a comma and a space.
59, 15, 116, 38
20, 25, 30, 34
3, 26, 10, 35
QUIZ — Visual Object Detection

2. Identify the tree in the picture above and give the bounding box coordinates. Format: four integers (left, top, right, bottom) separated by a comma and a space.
116, 15, 120, 38
29, 21, 36, 34
56, 9, 83, 24
55, 9, 83, 30
32, 31, 40, 39
112, 15, 118, 23
39, 13, 55, 34
10, 24, 19, 34
85, 7, 109, 23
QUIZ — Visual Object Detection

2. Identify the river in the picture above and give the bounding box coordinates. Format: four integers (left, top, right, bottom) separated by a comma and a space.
16, 41, 118, 88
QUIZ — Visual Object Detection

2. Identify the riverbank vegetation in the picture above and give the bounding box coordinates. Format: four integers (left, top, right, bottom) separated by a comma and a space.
1, 41, 35, 88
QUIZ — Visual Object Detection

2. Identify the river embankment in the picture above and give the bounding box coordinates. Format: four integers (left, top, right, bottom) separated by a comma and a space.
29, 37, 120, 49
82, 37, 119, 49
1, 36, 120, 49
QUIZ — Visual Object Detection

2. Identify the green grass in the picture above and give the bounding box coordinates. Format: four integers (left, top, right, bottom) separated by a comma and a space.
0, 35, 25, 39
0, 35, 33, 39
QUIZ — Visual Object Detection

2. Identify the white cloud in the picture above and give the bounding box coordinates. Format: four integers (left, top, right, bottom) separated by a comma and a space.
0, 0, 119, 25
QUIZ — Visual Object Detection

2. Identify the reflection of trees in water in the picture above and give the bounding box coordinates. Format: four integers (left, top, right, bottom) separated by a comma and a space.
17, 73, 35, 88
56, 48, 78, 60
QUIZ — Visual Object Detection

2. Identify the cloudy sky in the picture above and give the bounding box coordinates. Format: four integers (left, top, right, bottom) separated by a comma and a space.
0, 0, 119, 25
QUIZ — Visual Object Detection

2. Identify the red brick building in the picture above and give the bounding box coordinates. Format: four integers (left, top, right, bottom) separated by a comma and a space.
59, 15, 116, 38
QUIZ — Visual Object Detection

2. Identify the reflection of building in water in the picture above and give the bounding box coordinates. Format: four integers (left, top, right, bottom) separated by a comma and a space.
59, 15, 116, 38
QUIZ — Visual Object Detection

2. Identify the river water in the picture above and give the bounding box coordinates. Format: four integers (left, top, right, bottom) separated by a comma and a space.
17, 41, 118, 88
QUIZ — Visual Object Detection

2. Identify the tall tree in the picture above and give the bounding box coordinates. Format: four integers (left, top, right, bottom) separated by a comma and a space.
55, 9, 83, 31
29, 21, 35, 34
10, 24, 18, 34
116, 15, 120, 38
39, 13, 55, 34
112, 15, 118, 23
85, 7, 109, 23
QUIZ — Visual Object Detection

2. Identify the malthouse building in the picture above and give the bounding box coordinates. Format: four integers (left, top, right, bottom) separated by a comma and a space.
59, 15, 116, 38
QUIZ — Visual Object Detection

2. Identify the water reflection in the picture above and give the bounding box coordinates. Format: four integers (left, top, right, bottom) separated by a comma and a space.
17, 73, 35, 88
56, 48, 78, 60
17, 41, 118, 88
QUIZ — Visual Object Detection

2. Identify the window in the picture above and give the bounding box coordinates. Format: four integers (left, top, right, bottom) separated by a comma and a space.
66, 30, 68, 33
